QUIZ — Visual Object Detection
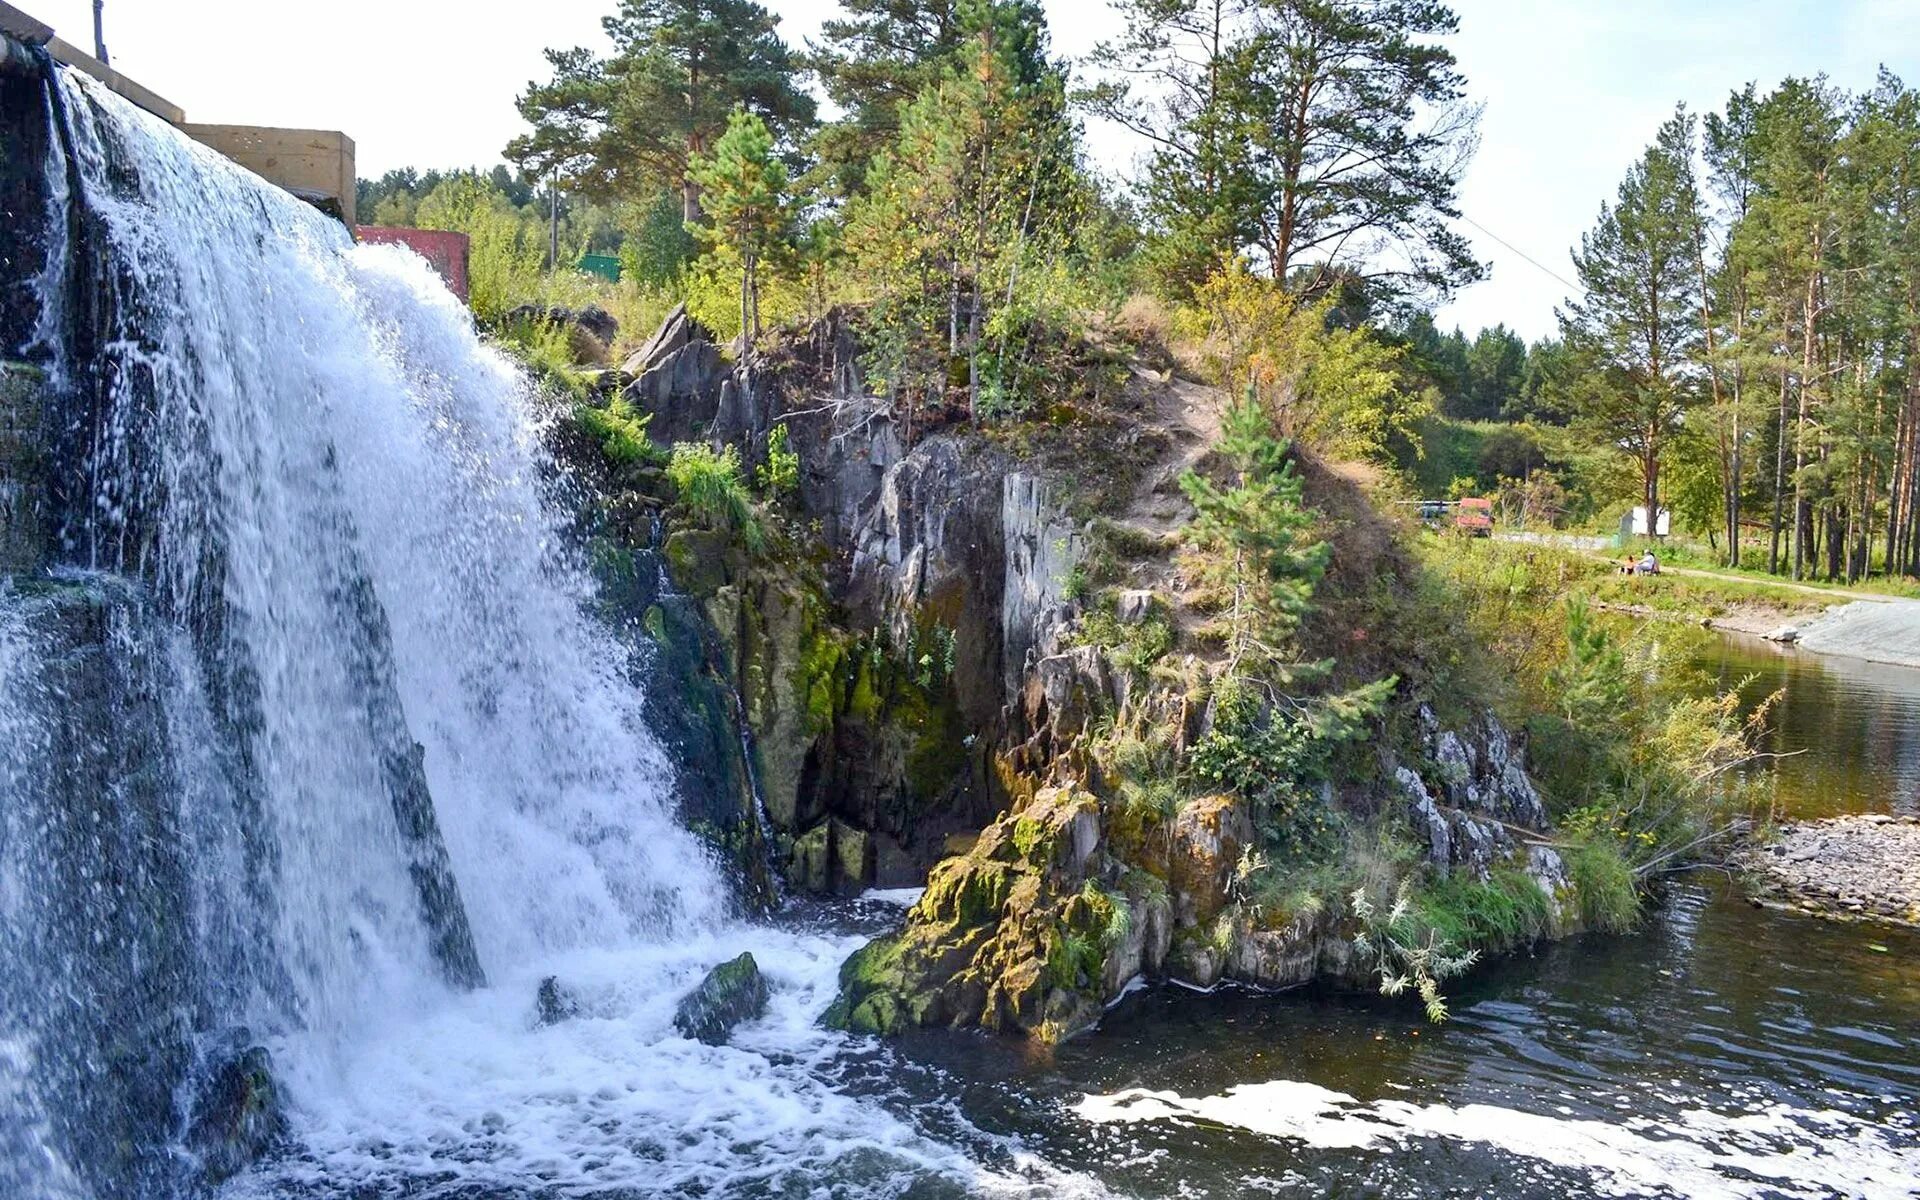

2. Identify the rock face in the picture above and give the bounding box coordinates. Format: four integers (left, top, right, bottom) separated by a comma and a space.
826, 785, 1122, 1041
186, 1044, 288, 1184
674, 952, 771, 1045
604, 310, 1090, 893
1, 361, 49, 574
1395, 705, 1551, 880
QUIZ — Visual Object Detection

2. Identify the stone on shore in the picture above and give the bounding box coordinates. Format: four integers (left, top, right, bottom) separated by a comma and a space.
1741, 815, 1920, 927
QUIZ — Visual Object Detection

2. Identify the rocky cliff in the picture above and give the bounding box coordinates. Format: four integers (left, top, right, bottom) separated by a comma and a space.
565, 307, 1602, 1039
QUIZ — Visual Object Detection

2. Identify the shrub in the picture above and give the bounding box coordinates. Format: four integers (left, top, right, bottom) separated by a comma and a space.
668, 443, 762, 549
576, 396, 656, 466
757, 423, 799, 497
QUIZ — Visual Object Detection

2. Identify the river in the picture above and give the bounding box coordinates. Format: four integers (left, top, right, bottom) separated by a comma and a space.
828, 635, 1920, 1199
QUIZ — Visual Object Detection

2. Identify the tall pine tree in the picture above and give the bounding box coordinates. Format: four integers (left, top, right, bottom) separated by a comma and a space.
509, 0, 815, 224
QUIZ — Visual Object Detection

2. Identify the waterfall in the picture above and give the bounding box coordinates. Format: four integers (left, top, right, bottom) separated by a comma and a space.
0, 54, 1034, 1200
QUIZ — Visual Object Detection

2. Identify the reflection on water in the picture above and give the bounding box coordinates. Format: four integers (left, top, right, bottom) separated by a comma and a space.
1692, 631, 1920, 818
897, 879, 1920, 1198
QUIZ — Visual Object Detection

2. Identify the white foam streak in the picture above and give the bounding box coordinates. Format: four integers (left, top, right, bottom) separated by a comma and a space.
1073, 1080, 1920, 1199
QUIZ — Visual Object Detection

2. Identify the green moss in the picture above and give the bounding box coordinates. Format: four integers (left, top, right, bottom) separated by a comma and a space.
823, 938, 909, 1034
663, 528, 730, 595
642, 604, 668, 642
1044, 925, 1103, 990
1011, 815, 1049, 863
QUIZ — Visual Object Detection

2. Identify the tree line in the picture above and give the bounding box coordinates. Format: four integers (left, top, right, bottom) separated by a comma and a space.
490, 0, 1482, 416
1556, 73, 1920, 582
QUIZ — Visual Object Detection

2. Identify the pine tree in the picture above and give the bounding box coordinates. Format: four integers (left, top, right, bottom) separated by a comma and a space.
687, 108, 794, 350
841, 0, 1081, 417
809, 0, 966, 195
1560, 107, 1707, 531
1179, 393, 1330, 675
1086, 0, 1482, 300
509, 0, 814, 224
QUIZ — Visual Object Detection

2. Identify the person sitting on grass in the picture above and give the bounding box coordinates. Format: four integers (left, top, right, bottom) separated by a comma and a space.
1638, 550, 1659, 576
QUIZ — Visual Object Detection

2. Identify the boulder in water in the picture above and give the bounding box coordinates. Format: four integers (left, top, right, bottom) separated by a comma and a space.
536, 975, 579, 1025
186, 1045, 287, 1184
673, 952, 769, 1045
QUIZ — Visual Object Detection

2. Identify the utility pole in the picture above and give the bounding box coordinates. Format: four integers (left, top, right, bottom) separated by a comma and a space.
92, 0, 107, 64
548, 175, 560, 272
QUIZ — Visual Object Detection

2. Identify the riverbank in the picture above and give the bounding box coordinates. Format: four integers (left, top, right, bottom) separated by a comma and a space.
1741, 816, 1920, 928
1780, 598, 1920, 670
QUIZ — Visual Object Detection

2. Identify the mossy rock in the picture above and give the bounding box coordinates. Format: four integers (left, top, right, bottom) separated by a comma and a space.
663, 527, 730, 595
673, 952, 770, 1045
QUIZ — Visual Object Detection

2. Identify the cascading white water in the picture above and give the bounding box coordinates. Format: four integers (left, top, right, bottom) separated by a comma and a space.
0, 65, 1065, 1200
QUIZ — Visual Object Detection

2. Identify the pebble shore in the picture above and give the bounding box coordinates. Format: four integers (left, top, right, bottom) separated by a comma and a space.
1741, 815, 1920, 927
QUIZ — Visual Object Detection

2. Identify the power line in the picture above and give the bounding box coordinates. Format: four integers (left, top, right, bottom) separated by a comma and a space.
1455, 211, 1578, 292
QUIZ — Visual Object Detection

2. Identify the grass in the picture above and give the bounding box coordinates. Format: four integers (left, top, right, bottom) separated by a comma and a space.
1411, 867, 1555, 953
667, 443, 762, 550
1564, 840, 1640, 933
1634, 538, 1920, 601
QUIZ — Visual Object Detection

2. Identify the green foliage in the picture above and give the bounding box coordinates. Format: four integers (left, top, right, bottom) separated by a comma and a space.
1564, 840, 1640, 933
1190, 683, 1344, 852
1073, 606, 1173, 675
501, 316, 584, 386
667, 443, 762, 549
406, 174, 547, 321
757, 423, 800, 496
1412, 869, 1553, 953
1045, 927, 1103, 990
840, 1, 1099, 420
576, 396, 658, 466
1561, 106, 1706, 525
1350, 880, 1480, 1023
1547, 597, 1629, 726
1083, 0, 1482, 299
1185, 260, 1432, 464
686, 107, 796, 345
809, 0, 969, 196
1179, 393, 1329, 674
509, 0, 815, 222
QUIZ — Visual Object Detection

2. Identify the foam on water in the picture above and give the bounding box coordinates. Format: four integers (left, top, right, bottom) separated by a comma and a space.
1074, 1079, 1920, 1198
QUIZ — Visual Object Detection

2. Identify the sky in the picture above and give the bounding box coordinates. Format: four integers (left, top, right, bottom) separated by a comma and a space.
28, 0, 1920, 340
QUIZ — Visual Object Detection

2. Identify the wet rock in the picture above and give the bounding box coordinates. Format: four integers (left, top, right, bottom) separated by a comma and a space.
674, 952, 770, 1045
1, 360, 49, 575
186, 1045, 287, 1184
536, 976, 579, 1026
789, 822, 831, 892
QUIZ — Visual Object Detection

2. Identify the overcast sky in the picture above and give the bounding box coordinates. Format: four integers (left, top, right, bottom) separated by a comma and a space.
29, 0, 1920, 340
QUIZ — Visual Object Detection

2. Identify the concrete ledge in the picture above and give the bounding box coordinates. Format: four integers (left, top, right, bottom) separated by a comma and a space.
180, 124, 356, 225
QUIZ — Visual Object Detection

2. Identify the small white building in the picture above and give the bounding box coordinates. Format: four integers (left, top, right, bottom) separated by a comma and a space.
1620, 506, 1671, 538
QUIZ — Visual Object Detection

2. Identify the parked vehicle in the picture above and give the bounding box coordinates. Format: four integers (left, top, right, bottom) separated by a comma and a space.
1453, 497, 1493, 537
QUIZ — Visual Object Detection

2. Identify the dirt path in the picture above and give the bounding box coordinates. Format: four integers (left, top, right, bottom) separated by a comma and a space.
1114, 370, 1224, 540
